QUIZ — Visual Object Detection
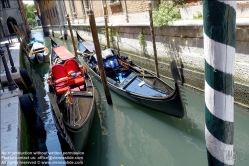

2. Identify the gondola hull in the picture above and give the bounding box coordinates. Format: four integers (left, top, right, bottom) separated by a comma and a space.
50, 92, 96, 152
48, 38, 95, 153
29, 42, 49, 64
83, 60, 184, 118
77, 31, 185, 118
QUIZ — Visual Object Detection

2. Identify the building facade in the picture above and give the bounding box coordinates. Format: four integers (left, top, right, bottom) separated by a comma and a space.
34, 0, 157, 27
0, 0, 30, 38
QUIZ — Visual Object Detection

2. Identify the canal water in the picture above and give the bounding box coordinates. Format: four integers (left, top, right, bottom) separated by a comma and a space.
27, 30, 249, 166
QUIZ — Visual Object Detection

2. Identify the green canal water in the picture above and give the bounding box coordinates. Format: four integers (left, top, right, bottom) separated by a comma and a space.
27, 30, 249, 166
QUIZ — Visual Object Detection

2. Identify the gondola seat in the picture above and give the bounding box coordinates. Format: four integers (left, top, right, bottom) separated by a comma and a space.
51, 64, 68, 84
64, 59, 82, 75
55, 83, 69, 94
103, 55, 120, 70
52, 60, 85, 94
64, 59, 85, 86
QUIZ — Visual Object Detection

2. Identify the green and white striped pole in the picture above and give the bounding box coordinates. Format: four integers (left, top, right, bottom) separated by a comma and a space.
204, 0, 236, 165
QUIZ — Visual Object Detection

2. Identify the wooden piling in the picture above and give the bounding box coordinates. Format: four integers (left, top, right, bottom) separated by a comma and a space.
148, 2, 159, 78
88, 10, 112, 105
204, 1, 236, 165
104, 4, 110, 48
46, 1, 54, 36
66, 14, 78, 56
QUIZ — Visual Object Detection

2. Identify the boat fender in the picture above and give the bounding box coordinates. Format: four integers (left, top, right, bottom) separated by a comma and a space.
19, 94, 46, 137
20, 68, 36, 93
19, 94, 37, 124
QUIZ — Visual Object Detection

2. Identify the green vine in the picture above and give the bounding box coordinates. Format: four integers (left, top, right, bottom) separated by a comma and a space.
152, 1, 181, 27
108, 28, 114, 42
116, 31, 120, 41
193, 11, 203, 20
137, 31, 145, 48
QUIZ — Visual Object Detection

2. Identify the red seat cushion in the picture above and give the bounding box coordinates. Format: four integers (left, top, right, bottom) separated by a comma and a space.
55, 82, 69, 94
54, 77, 68, 84
66, 75, 85, 86
56, 86, 69, 94
64, 59, 80, 75
52, 64, 67, 80
74, 77, 85, 85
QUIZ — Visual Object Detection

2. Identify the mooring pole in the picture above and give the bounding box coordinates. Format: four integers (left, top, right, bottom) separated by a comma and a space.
66, 14, 78, 56
46, 1, 54, 36
5, 43, 17, 73
88, 10, 112, 105
0, 48, 17, 91
204, 1, 236, 165
148, 2, 159, 78
104, 4, 110, 48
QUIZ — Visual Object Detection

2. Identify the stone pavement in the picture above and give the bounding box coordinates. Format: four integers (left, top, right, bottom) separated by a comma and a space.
1, 36, 23, 166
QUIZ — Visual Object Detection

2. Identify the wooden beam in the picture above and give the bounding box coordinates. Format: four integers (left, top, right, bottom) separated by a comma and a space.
88, 10, 112, 105
148, 2, 159, 78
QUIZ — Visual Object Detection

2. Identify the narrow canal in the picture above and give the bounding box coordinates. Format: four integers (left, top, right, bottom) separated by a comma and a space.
26, 30, 249, 166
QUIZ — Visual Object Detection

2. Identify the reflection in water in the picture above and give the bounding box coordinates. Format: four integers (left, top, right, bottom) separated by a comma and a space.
26, 30, 249, 166
113, 105, 174, 166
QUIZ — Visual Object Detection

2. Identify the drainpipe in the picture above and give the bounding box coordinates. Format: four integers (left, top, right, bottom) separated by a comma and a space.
124, 0, 129, 23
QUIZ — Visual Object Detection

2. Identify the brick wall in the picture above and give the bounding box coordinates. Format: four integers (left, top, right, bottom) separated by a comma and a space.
126, 0, 150, 13
92, 1, 104, 17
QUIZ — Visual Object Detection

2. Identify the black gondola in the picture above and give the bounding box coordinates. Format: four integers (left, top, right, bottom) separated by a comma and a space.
76, 32, 185, 118
47, 38, 95, 153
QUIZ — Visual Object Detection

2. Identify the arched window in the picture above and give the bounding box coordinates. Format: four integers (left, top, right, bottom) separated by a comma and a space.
7, 17, 17, 34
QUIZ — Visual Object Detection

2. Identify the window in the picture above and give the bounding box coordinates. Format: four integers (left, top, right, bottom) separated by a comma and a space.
55, 7, 58, 18
72, 0, 76, 12
50, 9, 53, 18
108, 0, 120, 7
83, 0, 89, 10
109, 0, 120, 3
53, 7, 56, 18
63, 0, 67, 15
46, 10, 49, 19
1, 0, 10, 8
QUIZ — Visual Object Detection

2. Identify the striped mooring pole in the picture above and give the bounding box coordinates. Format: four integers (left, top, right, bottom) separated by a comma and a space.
204, 0, 236, 166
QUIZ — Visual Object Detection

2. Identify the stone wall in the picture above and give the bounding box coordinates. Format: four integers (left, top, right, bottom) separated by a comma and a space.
45, 22, 249, 108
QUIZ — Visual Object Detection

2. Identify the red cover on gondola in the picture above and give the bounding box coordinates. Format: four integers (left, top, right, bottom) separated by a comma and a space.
53, 46, 75, 60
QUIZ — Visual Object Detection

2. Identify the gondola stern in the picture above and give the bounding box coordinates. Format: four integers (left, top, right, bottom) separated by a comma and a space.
172, 82, 187, 119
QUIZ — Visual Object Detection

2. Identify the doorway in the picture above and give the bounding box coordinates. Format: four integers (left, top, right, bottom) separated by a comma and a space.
7, 17, 17, 35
